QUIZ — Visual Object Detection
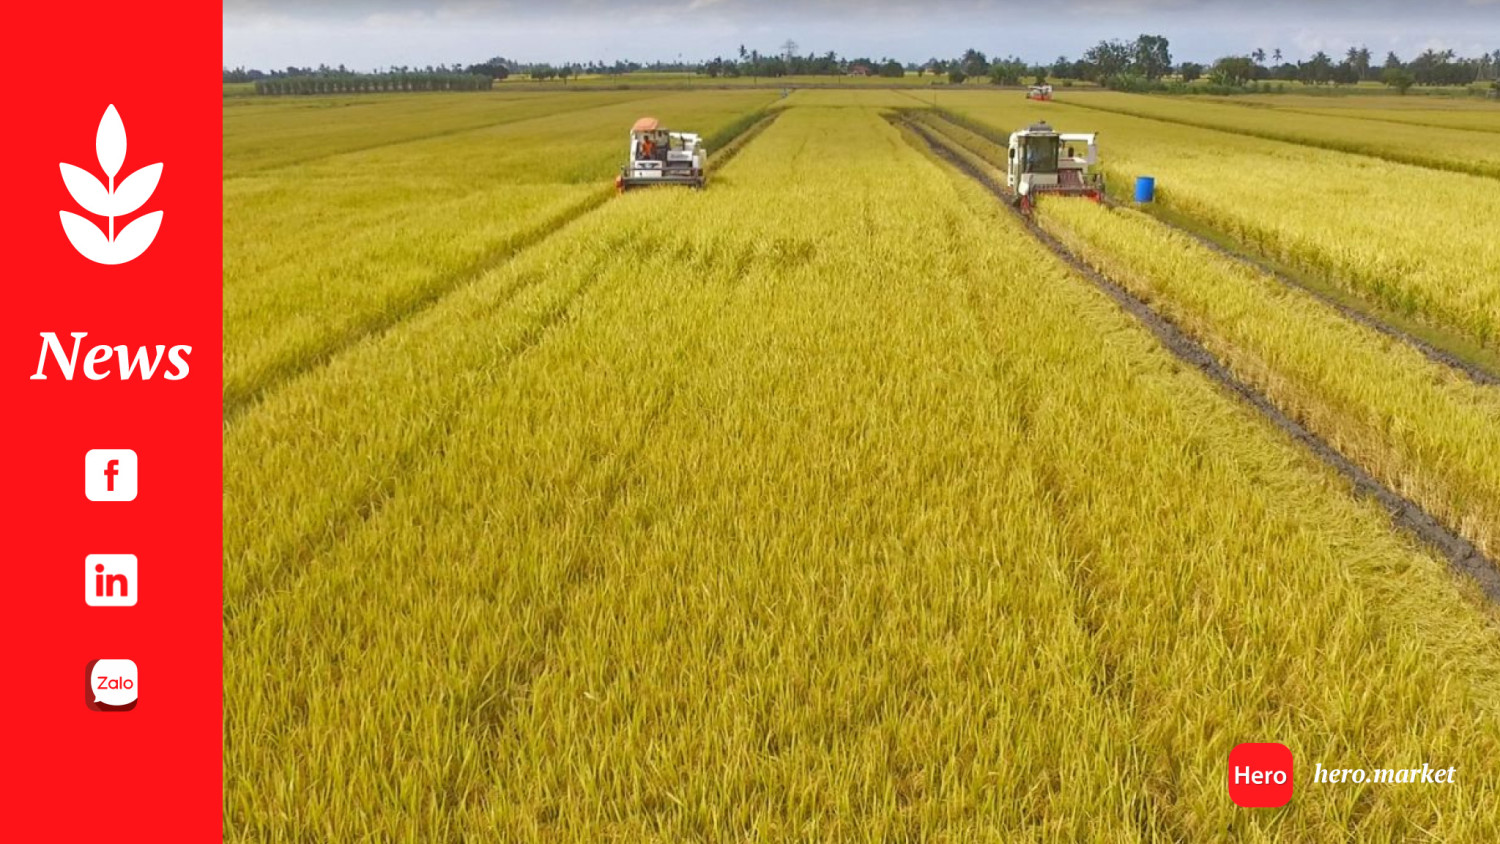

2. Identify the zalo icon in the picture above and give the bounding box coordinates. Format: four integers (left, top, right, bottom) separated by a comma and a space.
85, 659, 138, 711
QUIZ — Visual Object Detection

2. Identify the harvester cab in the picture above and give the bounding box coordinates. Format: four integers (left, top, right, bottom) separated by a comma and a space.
617, 117, 706, 192
1006, 121, 1103, 213
1026, 84, 1053, 101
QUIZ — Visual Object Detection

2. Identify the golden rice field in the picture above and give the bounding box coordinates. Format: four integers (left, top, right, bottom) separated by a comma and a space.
222, 89, 775, 413
1193, 94, 1500, 134
224, 89, 1500, 840
940, 92, 1500, 349
1055, 90, 1500, 177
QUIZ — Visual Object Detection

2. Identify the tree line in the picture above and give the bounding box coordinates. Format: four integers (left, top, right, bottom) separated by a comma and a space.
249, 72, 492, 95
226, 57, 695, 85
225, 40, 1500, 95
952, 38, 1498, 93
1186, 47, 1500, 92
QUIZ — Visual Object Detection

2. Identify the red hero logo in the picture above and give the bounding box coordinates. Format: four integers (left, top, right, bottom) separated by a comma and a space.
1228, 742, 1294, 808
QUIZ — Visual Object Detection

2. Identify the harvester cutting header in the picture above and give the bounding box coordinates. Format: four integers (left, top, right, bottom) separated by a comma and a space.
617, 117, 707, 191
1006, 121, 1103, 213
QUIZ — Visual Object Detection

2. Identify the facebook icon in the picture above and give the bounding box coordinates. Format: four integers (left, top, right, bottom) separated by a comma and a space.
85, 449, 138, 501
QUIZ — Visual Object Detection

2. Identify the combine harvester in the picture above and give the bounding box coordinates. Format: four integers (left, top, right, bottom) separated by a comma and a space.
1005, 121, 1102, 214
616, 117, 707, 192
1026, 84, 1053, 101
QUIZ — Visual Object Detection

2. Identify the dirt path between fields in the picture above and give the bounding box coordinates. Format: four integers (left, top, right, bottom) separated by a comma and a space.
899, 115, 1500, 604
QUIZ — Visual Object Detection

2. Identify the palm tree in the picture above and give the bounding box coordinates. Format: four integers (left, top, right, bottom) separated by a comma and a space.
1272, 48, 1283, 64
1306, 51, 1334, 85
1252, 48, 1266, 66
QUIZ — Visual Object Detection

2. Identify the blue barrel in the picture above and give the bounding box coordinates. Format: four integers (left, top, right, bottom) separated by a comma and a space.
1134, 176, 1156, 203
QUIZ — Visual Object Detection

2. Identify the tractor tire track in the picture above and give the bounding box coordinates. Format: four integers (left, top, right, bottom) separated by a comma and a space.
227, 109, 786, 619
1095, 196, 1500, 388
450, 274, 750, 824
224, 188, 617, 422
916, 108, 1500, 388
900, 116, 1500, 604
230, 274, 733, 837
952, 204, 1192, 844
225, 249, 616, 623
228, 109, 782, 423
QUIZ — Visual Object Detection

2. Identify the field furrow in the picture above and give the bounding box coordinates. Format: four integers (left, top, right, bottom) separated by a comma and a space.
1112, 199, 1500, 387
937, 94, 1500, 350
905, 100, 1496, 385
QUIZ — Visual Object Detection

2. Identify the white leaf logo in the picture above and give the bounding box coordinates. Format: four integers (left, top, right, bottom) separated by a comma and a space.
96, 104, 126, 179
59, 105, 163, 265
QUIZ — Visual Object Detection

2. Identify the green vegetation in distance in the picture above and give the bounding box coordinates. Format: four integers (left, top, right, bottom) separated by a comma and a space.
225, 37, 1500, 98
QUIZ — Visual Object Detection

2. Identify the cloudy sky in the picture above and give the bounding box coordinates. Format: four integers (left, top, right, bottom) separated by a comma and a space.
224, 1, 1500, 70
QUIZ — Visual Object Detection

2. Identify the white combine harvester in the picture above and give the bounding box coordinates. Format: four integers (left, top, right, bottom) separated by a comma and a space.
1005, 121, 1103, 213
1026, 84, 1053, 101
616, 117, 707, 191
